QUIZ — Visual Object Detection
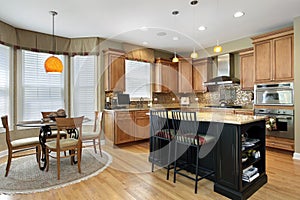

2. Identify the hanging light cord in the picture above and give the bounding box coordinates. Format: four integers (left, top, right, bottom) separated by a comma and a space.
50, 11, 57, 53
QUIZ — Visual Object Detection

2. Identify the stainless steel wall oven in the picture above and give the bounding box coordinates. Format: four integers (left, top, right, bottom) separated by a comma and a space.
255, 109, 294, 139
254, 82, 293, 106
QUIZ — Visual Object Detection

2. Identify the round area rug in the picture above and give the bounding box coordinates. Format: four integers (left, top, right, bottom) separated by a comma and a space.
0, 148, 112, 194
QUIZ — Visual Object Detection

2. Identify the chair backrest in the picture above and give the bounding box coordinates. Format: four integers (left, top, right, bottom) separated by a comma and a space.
55, 116, 84, 142
171, 110, 198, 136
1, 115, 12, 149
93, 111, 103, 133
150, 109, 171, 139
41, 111, 57, 119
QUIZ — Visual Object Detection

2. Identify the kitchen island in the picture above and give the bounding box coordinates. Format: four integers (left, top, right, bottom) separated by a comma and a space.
150, 111, 267, 200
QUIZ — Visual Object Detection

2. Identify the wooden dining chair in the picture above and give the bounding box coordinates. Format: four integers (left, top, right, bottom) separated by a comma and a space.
1, 115, 41, 177
82, 111, 103, 156
41, 111, 67, 140
45, 116, 84, 180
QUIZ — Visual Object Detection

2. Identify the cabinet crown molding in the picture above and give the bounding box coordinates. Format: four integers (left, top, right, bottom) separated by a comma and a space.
251, 27, 293, 43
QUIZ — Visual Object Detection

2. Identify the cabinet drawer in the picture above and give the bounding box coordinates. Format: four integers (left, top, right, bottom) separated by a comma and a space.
116, 111, 134, 119
135, 110, 149, 118
266, 136, 294, 151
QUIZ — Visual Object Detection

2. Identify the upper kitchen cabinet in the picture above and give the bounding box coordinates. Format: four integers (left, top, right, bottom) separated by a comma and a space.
154, 58, 178, 93
178, 58, 193, 93
239, 48, 254, 90
252, 27, 294, 83
103, 49, 126, 91
192, 58, 212, 92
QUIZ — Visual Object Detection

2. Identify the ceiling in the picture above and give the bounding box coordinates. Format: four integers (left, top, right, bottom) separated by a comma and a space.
0, 0, 300, 53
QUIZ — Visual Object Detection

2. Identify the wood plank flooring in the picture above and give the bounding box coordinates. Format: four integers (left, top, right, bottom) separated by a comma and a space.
1, 141, 300, 200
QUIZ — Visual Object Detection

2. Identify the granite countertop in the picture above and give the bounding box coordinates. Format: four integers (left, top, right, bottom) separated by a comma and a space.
194, 112, 264, 125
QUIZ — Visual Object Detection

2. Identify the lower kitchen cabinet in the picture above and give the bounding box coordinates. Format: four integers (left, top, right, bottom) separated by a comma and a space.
266, 135, 294, 151
104, 109, 150, 145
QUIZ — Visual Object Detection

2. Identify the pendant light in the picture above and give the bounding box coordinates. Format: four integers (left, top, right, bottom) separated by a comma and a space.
190, 47, 198, 59
213, 40, 223, 53
190, 0, 199, 59
172, 52, 179, 63
44, 11, 63, 73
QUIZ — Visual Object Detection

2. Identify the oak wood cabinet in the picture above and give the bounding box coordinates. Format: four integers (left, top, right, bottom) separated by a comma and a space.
103, 49, 126, 91
178, 58, 193, 93
103, 109, 150, 145
192, 58, 212, 92
239, 49, 254, 90
134, 110, 150, 141
252, 27, 294, 83
154, 58, 178, 93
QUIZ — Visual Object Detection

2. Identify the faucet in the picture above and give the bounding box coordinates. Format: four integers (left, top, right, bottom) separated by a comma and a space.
136, 97, 144, 108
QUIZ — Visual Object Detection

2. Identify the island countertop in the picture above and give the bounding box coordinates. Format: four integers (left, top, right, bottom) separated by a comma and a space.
161, 111, 265, 125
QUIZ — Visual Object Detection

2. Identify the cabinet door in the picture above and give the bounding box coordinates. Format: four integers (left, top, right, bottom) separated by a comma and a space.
192, 58, 210, 92
135, 110, 150, 140
273, 35, 294, 81
110, 54, 125, 91
240, 50, 254, 90
178, 58, 193, 93
115, 112, 135, 144
254, 41, 272, 83
104, 50, 125, 91
154, 59, 178, 93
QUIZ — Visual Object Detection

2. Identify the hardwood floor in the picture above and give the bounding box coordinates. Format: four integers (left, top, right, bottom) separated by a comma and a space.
1, 141, 300, 200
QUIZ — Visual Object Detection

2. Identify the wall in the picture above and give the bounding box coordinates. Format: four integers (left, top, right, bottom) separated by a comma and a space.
294, 16, 300, 156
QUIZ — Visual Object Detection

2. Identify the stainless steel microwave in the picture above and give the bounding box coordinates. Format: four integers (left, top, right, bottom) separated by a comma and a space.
254, 82, 294, 106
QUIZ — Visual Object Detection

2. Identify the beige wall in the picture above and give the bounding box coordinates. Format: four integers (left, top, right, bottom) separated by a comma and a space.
294, 16, 300, 154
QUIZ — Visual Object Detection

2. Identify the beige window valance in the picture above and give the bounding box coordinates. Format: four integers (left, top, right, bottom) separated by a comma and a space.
123, 43, 155, 63
0, 20, 103, 55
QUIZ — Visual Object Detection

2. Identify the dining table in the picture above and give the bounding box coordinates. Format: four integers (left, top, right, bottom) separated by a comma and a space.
16, 118, 85, 170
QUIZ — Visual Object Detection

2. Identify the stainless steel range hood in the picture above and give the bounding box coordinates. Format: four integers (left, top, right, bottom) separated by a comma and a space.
203, 53, 240, 86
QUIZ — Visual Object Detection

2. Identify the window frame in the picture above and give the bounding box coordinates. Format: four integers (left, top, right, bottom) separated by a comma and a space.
124, 59, 152, 101
17, 49, 68, 122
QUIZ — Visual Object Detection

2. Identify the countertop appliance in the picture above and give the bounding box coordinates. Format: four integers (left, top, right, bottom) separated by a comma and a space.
254, 82, 293, 106
255, 109, 294, 139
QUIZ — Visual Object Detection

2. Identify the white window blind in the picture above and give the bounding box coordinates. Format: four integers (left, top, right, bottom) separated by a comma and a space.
0, 44, 11, 127
125, 60, 151, 99
72, 55, 96, 122
20, 50, 65, 121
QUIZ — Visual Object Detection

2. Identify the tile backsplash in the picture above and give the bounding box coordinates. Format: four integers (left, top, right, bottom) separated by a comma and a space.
152, 85, 253, 107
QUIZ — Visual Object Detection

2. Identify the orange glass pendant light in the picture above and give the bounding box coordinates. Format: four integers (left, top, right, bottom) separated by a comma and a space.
45, 11, 63, 73
45, 56, 63, 73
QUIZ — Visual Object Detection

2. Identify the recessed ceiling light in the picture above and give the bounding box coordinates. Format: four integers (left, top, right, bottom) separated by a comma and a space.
198, 26, 207, 31
157, 32, 167, 36
173, 36, 179, 41
142, 41, 148, 45
190, 0, 198, 6
234, 11, 245, 18
172, 10, 179, 15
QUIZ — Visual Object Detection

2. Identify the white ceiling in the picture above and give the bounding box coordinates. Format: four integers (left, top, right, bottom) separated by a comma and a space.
0, 0, 300, 53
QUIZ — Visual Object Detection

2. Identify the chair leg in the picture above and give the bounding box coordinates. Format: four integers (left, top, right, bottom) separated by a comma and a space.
36, 145, 41, 169
77, 148, 81, 173
93, 139, 97, 153
5, 150, 12, 177
98, 137, 103, 157
166, 140, 172, 180
46, 148, 49, 172
195, 146, 200, 194
57, 151, 60, 180
173, 141, 178, 183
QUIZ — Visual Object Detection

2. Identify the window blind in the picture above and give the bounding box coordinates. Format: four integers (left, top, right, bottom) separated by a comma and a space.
21, 50, 65, 121
72, 55, 96, 122
0, 44, 11, 125
125, 60, 151, 99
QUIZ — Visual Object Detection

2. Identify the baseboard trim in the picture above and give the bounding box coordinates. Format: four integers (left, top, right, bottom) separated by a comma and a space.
293, 152, 300, 160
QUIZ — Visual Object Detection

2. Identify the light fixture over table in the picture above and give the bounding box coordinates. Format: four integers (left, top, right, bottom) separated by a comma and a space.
172, 52, 179, 63
44, 11, 63, 73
